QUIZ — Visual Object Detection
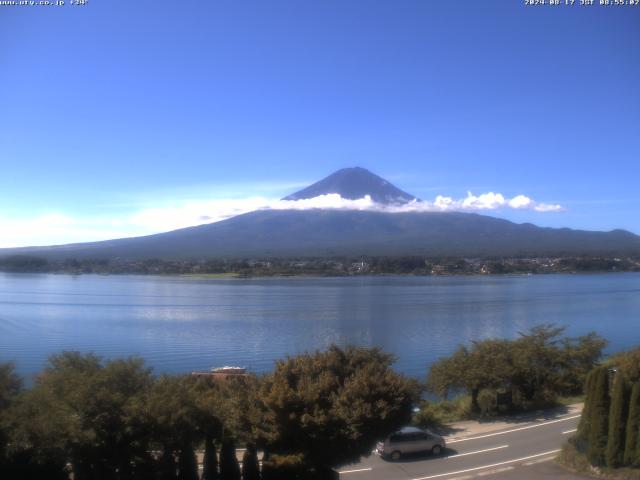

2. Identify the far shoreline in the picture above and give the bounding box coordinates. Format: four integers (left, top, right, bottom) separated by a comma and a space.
2, 270, 640, 280
1, 253, 639, 277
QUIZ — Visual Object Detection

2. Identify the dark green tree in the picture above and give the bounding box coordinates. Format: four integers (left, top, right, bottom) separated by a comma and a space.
427, 326, 606, 415
260, 345, 419, 475
606, 373, 630, 467
577, 368, 596, 443
426, 348, 467, 400
220, 438, 241, 480
4, 352, 154, 480
559, 332, 607, 394
0, 362, 22, 460
587, 367, 610, 466
242, 444, 260, 480
0, 363, 28, 478
623, 382, 640, 467
0, 362, 22, 411
191, 377, 228, 480
510, 325, 567, 403
178, 442, 198, 480
427, 342, 512, 414
159, 447, 178, 480
202, 434, 219, 480
147, 375, 204, 480
612, 348, 640, 383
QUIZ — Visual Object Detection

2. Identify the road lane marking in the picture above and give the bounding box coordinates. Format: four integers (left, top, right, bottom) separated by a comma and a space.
338, 467, 373, 474
477, 466, 514, 476
410, 449, 561, 480
562, 428, 578, 434
523, 456, 556, 466
447, 415, 581, 444
446, 445, 509, 459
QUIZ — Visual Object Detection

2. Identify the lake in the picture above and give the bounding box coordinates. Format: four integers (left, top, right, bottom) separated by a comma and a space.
1, 272, 639, 380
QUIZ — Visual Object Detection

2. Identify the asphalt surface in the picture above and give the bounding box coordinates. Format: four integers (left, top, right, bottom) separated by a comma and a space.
338, 412, 587, 480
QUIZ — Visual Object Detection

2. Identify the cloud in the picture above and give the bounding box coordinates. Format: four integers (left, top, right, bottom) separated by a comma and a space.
0, 214, 137, 248
412, 192, 563, 214
0, 191, 563, 248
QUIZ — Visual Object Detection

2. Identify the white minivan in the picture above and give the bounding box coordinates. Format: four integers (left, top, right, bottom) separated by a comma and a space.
376, 426, 446, 461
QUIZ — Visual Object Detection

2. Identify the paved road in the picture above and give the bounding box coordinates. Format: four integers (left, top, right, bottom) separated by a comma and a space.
338, 412, 586, 480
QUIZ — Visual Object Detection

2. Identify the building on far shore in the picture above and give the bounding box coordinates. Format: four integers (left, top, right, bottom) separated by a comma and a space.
191, 366, 248, 381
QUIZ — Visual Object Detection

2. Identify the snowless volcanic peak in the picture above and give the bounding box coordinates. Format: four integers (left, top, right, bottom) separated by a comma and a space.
283, 167, 419, 205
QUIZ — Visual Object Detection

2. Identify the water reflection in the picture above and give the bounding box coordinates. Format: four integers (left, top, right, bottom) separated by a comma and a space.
0, 273, 639, 379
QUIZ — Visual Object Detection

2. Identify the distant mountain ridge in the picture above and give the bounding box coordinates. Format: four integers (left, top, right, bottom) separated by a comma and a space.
283, 167, 418, 204
1, 167, 639, 260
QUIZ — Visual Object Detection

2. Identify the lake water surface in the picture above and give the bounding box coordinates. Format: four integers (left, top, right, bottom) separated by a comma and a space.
1, 273, 639, 380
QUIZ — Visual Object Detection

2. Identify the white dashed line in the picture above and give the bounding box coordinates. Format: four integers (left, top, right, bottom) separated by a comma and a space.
447, 445, 509, 459
338, 467, 373, 474
562, 428, 578, 435
522, 456, 556, 466
447, 415, 581, 444
477, 466, 514, 476
410, 449, 561, 480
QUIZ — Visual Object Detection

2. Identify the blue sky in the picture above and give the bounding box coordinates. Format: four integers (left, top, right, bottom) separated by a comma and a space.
1, 0, 639, 247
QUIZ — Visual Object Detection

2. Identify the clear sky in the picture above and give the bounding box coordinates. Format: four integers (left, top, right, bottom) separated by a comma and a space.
1, 0, 639, 247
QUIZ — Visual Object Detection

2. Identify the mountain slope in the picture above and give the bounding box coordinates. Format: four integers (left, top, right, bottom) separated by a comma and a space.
283, 167, 418, 204
3, 167, 639, 260
3, 210, 640, 260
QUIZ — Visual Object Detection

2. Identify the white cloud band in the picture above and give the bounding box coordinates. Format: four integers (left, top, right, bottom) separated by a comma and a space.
0, 192, 563, 248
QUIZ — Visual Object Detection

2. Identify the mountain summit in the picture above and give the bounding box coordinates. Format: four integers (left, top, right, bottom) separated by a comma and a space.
283, 167, 418, 204
2, 167, 640, 260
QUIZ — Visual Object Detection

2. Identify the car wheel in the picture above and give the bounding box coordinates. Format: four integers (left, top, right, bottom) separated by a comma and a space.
431, 445, 443, 456
390, 450, 401, 461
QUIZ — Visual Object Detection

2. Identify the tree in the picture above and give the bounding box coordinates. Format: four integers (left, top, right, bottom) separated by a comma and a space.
426, 346, 469, 400
623, 382, 640, 467
559, 332, 607, 394
465, 339, 514, 412
0, 362, 22, 459
242, 444, 260, 480
427, 341, 512, 414
159, 447, 178, 480
510, 325, 567, 403
577, 368, 596, 443
202, 374, 263, 445
587, 367, 610, 467
4, 352, 154, 480
260, 345, 419, 476
177, 442, 198, 480
147, 375, 204, 480
426, 326, 606, 415
0, 362, 22, 411
220, 438, 241, 480
606, 372, 630, 468
613, 348, 640, 383
202, 434, 219, 480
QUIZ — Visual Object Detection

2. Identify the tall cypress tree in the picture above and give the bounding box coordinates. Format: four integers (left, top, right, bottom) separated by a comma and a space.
177, 442, 199, 480
160, 446, 178, 480
587, 367, 610, 466
624, 382, 640, 467
606, 373, 630, 468
241, 444, 260, 480
577, 369, 596, 443
202, 434, 219, 480
220, 438, 241, 480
